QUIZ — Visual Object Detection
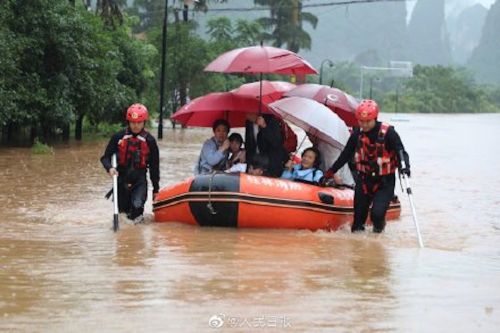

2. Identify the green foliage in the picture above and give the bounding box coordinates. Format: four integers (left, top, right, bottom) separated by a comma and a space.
234, 19, 264, 47
31, 138, 53, 154
255, 0, 317, 53
207, 17, 233, 42
129, 0, 165, 32
0, 0, 156, 144
321, 62, 500, 113
145, 16, 265, 117
82, 117, 124, 138
383, 65, 500, 113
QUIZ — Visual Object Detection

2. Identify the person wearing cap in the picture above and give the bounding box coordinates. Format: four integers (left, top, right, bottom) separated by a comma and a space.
323, 99, 410, 233
100, 103, 160, 224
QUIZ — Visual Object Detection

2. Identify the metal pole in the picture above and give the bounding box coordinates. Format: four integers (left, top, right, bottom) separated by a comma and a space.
359, 66, 364, 99
111, 154, 119, 232
319, 59, 333, 85
398, 151, 424, 248
401, 174, 424, 248
395, 80, 399, 113
259, 72, 263, 114
369, 77, 373, 99
158, 0, 168, 139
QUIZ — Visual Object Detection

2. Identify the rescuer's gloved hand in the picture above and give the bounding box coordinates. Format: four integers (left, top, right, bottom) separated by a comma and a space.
323, 169, 335, 180
400, 167, 411, 177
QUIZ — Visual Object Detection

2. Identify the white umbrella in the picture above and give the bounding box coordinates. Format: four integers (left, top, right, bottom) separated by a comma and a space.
268, 96, 350, 150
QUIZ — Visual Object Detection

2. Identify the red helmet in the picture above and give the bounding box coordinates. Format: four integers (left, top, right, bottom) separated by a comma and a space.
126, 103, 148, 122
355, 99, 379, 121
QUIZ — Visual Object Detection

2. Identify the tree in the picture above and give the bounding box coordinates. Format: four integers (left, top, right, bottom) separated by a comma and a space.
255, 0, 317, 52
96, 0, 125, 27
234, 19, 264, 47
0, 0, 156, 144
385, 65, 498, 113
131, 0, 166, 32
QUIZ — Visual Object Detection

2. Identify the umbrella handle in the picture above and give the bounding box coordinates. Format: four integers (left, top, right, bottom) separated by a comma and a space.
258, 73, 263, 114
292, 134, 308, 158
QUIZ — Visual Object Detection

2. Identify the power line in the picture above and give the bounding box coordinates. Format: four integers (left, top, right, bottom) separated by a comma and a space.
136, 0, 412, 16
204, 0, 412, 13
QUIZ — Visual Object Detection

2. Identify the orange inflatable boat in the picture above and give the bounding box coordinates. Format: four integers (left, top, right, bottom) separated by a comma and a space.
153, 173, 400, 231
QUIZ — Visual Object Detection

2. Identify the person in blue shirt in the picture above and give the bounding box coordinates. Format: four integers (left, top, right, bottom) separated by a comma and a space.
195, 119, 231, 174
281, 147, 323, 185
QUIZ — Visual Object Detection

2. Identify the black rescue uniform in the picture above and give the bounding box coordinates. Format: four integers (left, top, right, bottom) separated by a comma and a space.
329, 121, 410, 233
100, 128, 160, 220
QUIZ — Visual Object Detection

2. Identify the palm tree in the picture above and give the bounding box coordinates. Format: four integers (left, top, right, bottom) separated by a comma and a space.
234, 19, 264, 47
96, 0, 125, 27
254, 0, 317, 53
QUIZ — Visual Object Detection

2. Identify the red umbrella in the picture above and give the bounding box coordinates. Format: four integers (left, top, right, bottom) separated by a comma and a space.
205, 45, 317, 114
171, 92, 272, 128
204, 45, 318, 75
285, 84, 359, 127
231, 80, 296, 103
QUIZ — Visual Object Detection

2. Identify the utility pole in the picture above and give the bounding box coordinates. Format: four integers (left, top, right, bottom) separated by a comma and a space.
369, 77, 373, 99
158, 0, 168, 139
395, 80, 400, 113
319, 59, 334, 85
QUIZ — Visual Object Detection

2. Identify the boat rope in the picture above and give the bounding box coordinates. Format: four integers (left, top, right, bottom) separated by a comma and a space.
206, 172, 218, 215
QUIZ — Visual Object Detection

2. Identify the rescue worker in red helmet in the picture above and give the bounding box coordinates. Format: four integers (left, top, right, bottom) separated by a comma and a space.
323, 99, 410, 233
100, 103, 160, 224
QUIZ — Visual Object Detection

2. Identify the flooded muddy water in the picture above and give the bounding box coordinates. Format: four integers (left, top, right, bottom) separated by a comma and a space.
1, 114, 499, 332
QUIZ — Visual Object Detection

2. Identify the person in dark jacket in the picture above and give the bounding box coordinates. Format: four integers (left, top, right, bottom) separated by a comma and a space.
100, 103, 160, 224
245, 113, 288, 177
324, 99, 410, 233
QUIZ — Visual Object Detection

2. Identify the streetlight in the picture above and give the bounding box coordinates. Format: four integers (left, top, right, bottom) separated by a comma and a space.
369, 76, 381, 99
319, 59, 334, 85
158, 0, 169, 139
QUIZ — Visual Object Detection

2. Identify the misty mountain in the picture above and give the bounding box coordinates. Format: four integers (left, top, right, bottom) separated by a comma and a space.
188, 1, 489, 70
468, 0, 500, 84
299, 2, 408, 67
447, 4, 487, 64
407, 0, 451, 66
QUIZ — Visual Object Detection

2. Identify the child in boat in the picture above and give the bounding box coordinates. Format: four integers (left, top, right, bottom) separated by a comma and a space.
195, 119, 230, 175
281, 147, 323, 184
247, 154, 270, 176
226, 133, 246, 170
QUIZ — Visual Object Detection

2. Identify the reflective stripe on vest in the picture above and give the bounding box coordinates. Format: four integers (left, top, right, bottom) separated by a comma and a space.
117, 129, 150, 169
354, 122, 397, 177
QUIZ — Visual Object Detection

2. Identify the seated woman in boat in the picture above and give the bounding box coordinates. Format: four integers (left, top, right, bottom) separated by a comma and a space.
281, 147, 324, 185
194, 119, 230, 175
308, 133, 355, 187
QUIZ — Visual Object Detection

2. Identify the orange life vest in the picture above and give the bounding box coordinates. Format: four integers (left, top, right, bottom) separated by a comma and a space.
354, 122, 397, 177
117, 129, 150, 169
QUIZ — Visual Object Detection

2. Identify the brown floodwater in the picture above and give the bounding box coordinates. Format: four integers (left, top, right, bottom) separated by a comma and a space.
1, 114, 499, 332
